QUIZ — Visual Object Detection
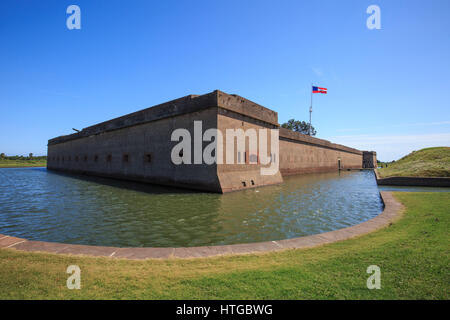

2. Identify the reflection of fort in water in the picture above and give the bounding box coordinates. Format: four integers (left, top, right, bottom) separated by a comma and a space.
0, 168, 382, 247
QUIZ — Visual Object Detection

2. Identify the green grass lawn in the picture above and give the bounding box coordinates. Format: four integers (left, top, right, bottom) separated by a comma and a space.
378, 147, 450, 178
0, 192, 448, 299
0, 159, 46, 168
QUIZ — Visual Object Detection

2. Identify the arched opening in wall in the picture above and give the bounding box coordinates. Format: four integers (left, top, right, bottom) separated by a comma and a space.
338, 158, 341, 170
123, 154, 129, 163
144, 153, 152, 164
94, 155, 98, 163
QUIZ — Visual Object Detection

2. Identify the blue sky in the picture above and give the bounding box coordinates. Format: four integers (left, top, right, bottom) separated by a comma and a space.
0, 0, 449, 161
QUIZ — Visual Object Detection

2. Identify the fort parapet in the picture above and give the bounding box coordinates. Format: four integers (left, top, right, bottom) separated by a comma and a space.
47, 90, 375, 193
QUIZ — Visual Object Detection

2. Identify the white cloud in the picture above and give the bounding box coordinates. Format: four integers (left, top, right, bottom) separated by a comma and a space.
393, 121, 450, 127
336, 121, 450, 133
327, 133, 450, 161
311, 67, 323, 77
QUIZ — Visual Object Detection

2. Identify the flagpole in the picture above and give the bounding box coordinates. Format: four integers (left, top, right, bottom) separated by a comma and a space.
309, 83, 313, 136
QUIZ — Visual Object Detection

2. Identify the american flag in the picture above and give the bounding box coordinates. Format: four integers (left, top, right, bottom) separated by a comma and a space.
312, 86, 327, 94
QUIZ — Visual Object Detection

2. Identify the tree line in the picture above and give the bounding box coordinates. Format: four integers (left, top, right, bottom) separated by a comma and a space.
281, 119, 317, 136
0, 153, 47, 160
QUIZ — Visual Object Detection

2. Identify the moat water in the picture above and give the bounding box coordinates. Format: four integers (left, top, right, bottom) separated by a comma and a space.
0, 168, 385, 247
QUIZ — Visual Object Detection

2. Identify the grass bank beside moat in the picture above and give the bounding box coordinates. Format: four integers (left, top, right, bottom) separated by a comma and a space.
378, 147, 450, 178
0, 159, 46, 168
0, 192, 448, 299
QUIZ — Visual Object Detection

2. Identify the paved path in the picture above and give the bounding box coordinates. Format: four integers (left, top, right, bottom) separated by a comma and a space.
0, 191, 404, 259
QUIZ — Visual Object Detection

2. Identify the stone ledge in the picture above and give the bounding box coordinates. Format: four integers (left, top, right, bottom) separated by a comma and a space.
0, 191, 403, 260
279, 128, 363, 155
375, 169, 450, 187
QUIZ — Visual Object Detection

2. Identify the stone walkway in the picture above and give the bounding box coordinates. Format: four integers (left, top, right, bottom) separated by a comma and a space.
0, 191, 403, 259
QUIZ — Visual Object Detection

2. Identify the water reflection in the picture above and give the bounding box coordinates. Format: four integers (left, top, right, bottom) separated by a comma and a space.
0, 168, 383, 247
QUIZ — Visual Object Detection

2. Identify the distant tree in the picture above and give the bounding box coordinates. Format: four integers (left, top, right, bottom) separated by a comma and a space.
281, 119, 317, 136
29, 153, 33, 159
0, 153, 5, 159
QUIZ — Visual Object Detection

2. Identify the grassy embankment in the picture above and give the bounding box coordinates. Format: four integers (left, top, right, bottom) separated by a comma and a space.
0, 192, 448, 299
378, 147, 450, 178
0, 158, 46, 168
